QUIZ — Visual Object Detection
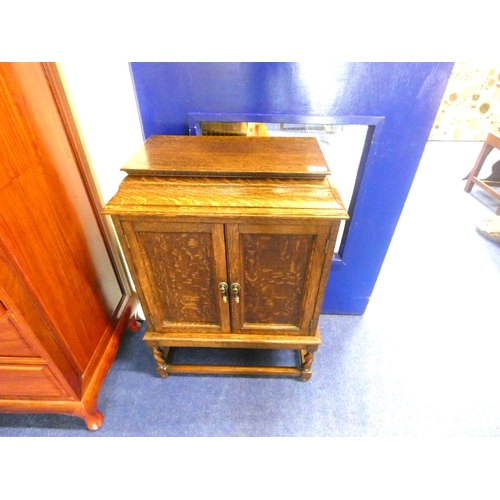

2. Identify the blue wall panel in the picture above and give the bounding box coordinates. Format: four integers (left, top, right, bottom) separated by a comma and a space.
129, 62, 453, 314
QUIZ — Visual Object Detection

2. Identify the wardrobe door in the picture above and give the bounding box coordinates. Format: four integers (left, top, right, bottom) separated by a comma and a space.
0, 62, 125, 375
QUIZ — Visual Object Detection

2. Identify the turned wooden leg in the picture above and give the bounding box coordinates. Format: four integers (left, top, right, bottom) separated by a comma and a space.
300, 349, 315, 382
152, 346, 169, 378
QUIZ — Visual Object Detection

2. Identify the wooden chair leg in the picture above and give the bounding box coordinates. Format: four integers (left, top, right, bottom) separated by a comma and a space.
464, 143, 494, 193
465, 133, 500, 193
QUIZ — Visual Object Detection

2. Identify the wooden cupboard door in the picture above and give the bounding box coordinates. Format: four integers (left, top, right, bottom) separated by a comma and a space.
225, 223, 330, 335
121, 221, 231, 333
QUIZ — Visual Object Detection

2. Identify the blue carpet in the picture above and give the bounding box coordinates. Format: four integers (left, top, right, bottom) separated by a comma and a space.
0, 316, 370, 437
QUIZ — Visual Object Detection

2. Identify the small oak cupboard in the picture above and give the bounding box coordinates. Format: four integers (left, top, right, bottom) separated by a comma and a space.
103, 135, 348, 380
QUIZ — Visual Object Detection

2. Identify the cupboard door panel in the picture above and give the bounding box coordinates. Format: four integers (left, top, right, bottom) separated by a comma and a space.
122, 221, 230, 333
226, 223, 330, 335
241, 233, 312, 325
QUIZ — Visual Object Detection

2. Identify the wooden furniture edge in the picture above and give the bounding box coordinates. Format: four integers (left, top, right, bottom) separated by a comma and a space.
102, 206, 348, 221
464, 133, 500, 215
0, 294, 139, 431
163, 364, 303, 378
469, 178, 500, 201
81, 293, 138, 391
42, 62, 134, 297
146, 336, 319, 381
310, 221, 341, 332
76, 293, 138, 429
143, 328, 321, 350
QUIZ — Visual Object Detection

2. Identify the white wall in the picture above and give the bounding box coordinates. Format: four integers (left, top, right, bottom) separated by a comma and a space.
59, 62, 145, 310
59, 62, 144, 206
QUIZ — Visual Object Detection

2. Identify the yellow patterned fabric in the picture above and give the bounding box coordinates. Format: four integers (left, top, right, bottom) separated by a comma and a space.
430, 62, 500, 141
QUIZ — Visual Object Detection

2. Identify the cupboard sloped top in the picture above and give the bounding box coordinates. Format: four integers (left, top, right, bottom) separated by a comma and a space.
119, 135, 331, 179
102, 175, 349, 220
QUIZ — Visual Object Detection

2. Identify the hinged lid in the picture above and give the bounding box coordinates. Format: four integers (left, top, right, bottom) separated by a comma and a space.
120, 135, 331, 179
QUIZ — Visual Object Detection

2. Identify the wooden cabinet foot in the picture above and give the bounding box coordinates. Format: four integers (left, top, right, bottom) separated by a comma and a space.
73, 404, 104, 430
152, 346, 169, 378
83, 410, 104, 431
300, 349, 314, 382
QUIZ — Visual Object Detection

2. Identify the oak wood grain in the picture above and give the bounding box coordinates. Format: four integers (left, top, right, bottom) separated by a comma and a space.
143, 328, 322, 350
102, 175, 346, 218
310, 221, 341, 333
165, 364, 302, 377
120, 135, 330, 178
120, 220, 231, 333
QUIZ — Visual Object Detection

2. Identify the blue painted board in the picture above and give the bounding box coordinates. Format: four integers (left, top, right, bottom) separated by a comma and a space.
129, 62, 453, 314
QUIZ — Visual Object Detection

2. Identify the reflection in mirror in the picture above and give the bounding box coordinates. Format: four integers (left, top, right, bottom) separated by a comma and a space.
199, 121, 369, 255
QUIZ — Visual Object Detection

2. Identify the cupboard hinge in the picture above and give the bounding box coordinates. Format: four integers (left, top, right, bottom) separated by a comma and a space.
124, 233, 131, 249
324, 237, 330, 253
310, 319, 314, 331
